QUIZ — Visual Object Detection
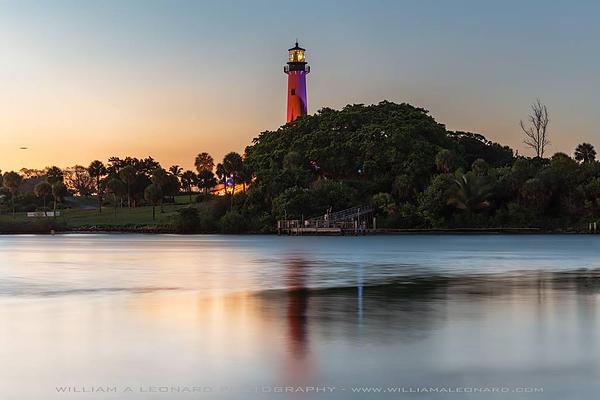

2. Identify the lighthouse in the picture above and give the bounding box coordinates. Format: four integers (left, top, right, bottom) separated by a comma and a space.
284, 41, 310, 123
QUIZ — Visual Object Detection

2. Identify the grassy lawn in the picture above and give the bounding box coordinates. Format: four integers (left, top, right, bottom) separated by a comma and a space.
0, 203, 189, 228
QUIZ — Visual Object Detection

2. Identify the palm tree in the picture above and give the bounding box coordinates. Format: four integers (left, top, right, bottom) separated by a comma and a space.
435, 149, 455, 173
144, 184, 162, 221
88, 160, 107, 213
163, 174, 180, 203
34, 182, 52, 217
222, 152, 243, 196
2, 171, 22, 217
45, 166, 64, 185
574, 143, 596, 164
180, 170, 197, 204
194, 152, 215, 173
51, 182, 67, 216
448, 174, 492, 213
215, 163, 226, 185
106, 178, 126, 218
118, 165, 136, 208
151, 168, 169, 212
238, 163, 253, 193
197, 170, 217, 197
471, 158, 489, 176
169, 165, 183, 178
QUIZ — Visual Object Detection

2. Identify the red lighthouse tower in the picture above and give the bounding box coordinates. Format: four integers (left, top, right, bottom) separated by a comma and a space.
284, 41, 310, 123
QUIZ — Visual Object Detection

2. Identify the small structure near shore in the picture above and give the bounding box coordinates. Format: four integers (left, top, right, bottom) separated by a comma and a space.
277, 205, 375, 236
27, 211, 61, 218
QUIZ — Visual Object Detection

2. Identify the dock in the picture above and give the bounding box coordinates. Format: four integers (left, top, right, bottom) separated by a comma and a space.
277, 206, 376, 235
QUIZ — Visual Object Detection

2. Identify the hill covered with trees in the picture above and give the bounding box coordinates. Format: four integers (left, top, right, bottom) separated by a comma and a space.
241, 101, 598, 232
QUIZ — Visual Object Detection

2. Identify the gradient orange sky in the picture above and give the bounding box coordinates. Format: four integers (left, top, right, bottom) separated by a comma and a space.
2, 1, 600, 172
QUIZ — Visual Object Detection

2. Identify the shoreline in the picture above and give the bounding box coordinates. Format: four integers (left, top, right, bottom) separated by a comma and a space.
0, 227, 594, 235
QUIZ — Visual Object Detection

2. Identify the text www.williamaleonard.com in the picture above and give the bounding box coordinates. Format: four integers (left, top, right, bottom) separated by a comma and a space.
55, 385, 544, 395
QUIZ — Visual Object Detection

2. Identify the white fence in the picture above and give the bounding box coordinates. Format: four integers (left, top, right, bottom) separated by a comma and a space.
27, 211, 61, 218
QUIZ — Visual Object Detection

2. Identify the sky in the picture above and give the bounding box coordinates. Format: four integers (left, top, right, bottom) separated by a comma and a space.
1, 0, 600, 171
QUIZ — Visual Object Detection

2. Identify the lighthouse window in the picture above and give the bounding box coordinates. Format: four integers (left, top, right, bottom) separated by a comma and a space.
291, 89, 296, 95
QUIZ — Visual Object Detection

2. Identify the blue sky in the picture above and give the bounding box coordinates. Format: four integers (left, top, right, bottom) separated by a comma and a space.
1, 0, 599, 169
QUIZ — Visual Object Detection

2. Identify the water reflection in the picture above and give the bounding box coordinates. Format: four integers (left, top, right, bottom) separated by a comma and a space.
281, 258, 313, 391
285, 258, 310, 359
2, 235, 600, 399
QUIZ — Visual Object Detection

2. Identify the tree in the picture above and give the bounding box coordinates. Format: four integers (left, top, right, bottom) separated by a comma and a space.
45, 166, 64, 185
2, 171, 22, 217
471, 158, 489, 176
283, 151, 303, 170
435, 149, 455, 173
64, 166, 95, 196
222, 152, 244, 196
197, 169, 217, 196
371, 192, 396, 216
88, 160, 107, 213
215, 163, 226, 186
151, 168, 169, 212
51, 182, 67, 215
106, 178, 126, 217
520, 99, 550, 158
520, 178, 550, 213
574, 143, 596, 164
392, 174, 414, 201
238, 163, 253, 192
118, 165, 136, 208
194, 152, 215, 173
162, 174, 181, 203
34, 182, 52, 216
144, 184, 162, 221
448, 173, 492, 213
180, 170, 197, 203
169, 165, 183, 178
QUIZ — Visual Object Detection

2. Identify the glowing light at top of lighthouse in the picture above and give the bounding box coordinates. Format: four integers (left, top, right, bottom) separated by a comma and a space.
288, 42, 306, 63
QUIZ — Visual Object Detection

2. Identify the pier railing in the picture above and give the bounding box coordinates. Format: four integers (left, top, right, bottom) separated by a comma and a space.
277, 205, 375, 235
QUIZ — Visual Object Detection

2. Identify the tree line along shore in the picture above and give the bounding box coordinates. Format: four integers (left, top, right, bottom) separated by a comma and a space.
1, 101, 599, 234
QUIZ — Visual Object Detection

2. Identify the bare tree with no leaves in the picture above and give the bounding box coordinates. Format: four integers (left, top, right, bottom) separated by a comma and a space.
520, 99, 550, 158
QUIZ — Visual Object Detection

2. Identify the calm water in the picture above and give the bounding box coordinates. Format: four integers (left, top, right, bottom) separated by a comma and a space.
1, 234, 600, 399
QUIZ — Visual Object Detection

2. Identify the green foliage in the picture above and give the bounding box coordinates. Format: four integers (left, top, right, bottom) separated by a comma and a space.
34, 182, 52, 211
34, 182, 52, 199
173, 207, 201, 233
144, 184, 162, 220
220, 210, 246, 234
435, 149, 455, 173
417, 174, 455, 227
106, 178, 126, 197
471, 159, 489, 176
371, 192, 396, 216
144, 184, 162, 204
272, 180, 358, 219
448, 173, 493, 213
392, 174, 414, 201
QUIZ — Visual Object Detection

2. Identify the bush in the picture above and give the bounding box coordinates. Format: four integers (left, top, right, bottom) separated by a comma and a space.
220, 211, 246, 234
172, 207, 201, 233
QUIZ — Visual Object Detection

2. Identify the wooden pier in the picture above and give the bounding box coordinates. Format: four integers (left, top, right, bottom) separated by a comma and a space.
277, 206, 375, 235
